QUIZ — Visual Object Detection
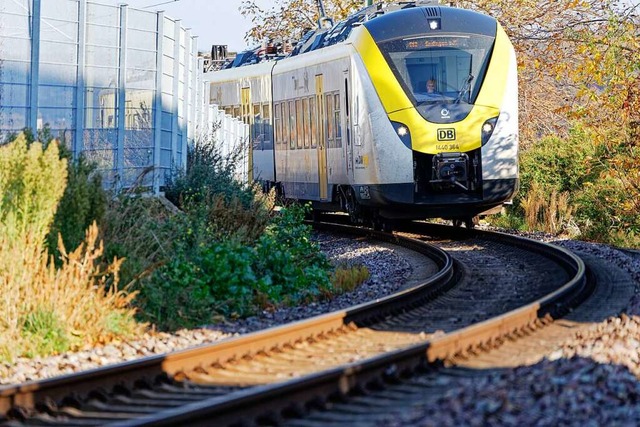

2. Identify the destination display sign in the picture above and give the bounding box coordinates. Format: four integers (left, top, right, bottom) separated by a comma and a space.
404, 37, 463, 50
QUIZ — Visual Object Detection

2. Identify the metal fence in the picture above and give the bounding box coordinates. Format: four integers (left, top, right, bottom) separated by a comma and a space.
200, 104, 250, 184
0, 0, 199, 191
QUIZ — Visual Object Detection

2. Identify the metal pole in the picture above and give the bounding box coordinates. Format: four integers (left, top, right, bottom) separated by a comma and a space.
29, 0, 42, 132
117, 4, 128, 190
171, 20, 181, 172
152, 11, 164, 193
181, 29, 193, 170
74, 0, 87, 158
315, 0, 332, 28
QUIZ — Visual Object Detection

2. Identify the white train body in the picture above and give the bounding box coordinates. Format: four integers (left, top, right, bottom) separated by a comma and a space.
204, 3, 518, 224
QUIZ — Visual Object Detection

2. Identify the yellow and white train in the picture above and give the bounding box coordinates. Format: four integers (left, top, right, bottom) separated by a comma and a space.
205, 2, 518, 229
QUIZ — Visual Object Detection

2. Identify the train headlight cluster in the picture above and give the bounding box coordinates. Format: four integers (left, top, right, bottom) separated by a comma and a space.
391, 121, 412, 149
481, 117, 498, 146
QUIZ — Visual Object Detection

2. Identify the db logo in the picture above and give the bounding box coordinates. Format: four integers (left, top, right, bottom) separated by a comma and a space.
437, 128, 456, 141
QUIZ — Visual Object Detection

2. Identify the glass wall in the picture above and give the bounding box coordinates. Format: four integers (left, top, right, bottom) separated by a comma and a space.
0, 0, 199, 191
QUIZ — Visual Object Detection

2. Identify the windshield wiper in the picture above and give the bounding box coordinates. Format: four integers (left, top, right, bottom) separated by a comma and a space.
455, 74, 474, 103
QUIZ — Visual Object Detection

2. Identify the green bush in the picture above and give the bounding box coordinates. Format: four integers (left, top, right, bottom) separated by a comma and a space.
573, 177, 638, 243
254, 204, 332, 303
0, 134, 67, 253
6, 126, 109, 261
138, 239, 257, 329
506, 122, 640, 245
48, 156, 107, 260
165, 139, 274, 244
135, 205, 332, 330
102, 192, 178, 287
0, 134, 140, 361
165, 138, 255, 210
519, 125, 598, 200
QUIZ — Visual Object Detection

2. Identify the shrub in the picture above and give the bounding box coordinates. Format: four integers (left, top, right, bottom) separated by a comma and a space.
0, 135, 141, 361
254, 204, 332, 302
5, 128, 109, 263
519, 126, 598, 197
514, 123, 640, 244
48, 156, 107, 261
102, 191, 179, 287
0, 134, 67, 255
135, 205, 332, 330
509, 125, 602, 236
165, 137, 275, 244
139, 239, 258, 329
181, 188, 275, 245
165, 137, 254, 210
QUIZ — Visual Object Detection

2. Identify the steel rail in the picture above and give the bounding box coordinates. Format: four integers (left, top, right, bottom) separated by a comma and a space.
0, 222, 453, 421
103, 224, 590, 426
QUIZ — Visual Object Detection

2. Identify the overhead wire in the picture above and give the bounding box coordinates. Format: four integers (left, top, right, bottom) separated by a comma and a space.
142, 0, 181, 9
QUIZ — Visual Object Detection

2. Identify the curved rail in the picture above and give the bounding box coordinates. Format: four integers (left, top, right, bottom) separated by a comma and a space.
0, 223, 454, 424
112, 223, 590, 427
0, 222, 590, 426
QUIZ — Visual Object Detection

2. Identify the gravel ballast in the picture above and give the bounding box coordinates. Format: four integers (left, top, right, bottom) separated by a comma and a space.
1, 230, 640, 427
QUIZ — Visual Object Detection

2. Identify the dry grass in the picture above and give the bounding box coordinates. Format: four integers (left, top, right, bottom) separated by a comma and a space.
203, 185, 276, 243
521, 182, 576, 235
0, 224, 143, 360
101, 192, 179, 286
0, 136, 143, 361
330, 264, 371, 294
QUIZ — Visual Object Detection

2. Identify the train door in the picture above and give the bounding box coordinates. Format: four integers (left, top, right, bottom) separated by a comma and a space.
241, 86, 253, 182
344, 72, 354, 178
315, 74, 328, 200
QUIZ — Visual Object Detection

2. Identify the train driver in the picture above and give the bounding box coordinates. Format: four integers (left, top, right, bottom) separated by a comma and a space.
426, 79, 440, 94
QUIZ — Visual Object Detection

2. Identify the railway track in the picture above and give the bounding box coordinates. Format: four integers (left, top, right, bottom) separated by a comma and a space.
0, 222, 590, 426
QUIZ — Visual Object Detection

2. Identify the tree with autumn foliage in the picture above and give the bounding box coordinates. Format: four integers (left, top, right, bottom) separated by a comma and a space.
465, 0, 639, 243
239, 0, 640, 245
240, 0, 364, 45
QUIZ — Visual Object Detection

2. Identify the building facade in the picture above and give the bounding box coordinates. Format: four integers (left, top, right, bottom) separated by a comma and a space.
0, 0, 199, 191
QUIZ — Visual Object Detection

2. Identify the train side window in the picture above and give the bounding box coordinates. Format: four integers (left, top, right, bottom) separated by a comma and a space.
296, 99, 304, 149
253, 104, 262, 150
310, 97, 318, 148
289, 100, 296, 150
303, 98, 310, 149
334, 93, 342, 148
326, 94, 334, 148
283, 102, 290, 149
262, 104, 273, 150
344, 78, 349, 117
274, 102, 282, 146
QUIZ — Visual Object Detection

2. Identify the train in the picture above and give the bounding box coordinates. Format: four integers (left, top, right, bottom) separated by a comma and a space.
203, 1, 519, 230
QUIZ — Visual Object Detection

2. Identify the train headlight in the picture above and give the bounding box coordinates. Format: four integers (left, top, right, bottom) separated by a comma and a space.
391, 121, 412, 149
428, 19, 441, 30
481, 117, 498, 146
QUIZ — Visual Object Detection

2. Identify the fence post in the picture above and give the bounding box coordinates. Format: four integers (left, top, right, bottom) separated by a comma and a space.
116, 4, 128, 190
153, 11, 164, 194
28, 0, 42, 131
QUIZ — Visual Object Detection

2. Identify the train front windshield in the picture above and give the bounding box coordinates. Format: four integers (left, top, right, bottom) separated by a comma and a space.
379, 35, 494, 106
